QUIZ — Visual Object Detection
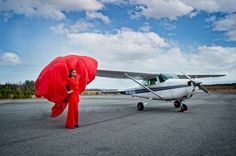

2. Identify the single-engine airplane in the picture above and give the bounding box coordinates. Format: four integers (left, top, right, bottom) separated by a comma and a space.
96, 69, 225, 112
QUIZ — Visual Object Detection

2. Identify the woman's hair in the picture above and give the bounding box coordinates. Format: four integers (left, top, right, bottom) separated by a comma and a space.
68, 69, 76, 77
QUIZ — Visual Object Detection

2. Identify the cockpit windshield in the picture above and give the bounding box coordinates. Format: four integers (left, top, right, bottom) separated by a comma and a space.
160, 74, 179, 80
159, 74, 179, 83
143, 74, 179, 86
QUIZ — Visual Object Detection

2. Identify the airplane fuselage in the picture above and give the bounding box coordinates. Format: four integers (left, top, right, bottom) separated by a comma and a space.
124, 79, 196, 101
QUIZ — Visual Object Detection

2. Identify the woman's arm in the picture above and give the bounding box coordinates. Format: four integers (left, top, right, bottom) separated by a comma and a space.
67, 90, 74, 94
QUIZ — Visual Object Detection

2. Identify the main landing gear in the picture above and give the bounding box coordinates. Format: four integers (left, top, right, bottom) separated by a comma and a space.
137, 102, 144, 111
174, 100, 181, 108
174, 100, 188, 112
137, 98, 152, 111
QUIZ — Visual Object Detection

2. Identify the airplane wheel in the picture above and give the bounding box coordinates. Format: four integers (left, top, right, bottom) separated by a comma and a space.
174, 100, 181, 108
137, 102, 144, 111
181, 104, 188, 111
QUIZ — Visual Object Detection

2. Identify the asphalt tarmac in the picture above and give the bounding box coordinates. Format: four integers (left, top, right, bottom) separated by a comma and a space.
0, 93, 235, 156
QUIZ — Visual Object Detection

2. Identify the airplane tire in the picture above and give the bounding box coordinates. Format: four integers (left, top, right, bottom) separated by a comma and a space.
181, 104, 188, 111
137, 102, 144, 111
174, 100, 181, 108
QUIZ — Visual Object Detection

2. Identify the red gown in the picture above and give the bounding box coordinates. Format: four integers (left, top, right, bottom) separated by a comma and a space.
35, 55, 98, 119
65, 77, 80, 129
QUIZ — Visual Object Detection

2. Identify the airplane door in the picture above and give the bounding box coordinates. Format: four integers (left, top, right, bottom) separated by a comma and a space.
161, 81, 174, 99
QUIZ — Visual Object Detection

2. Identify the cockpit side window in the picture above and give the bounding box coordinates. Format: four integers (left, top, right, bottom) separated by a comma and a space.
149, 78, 157, 85
143, 78, 157, 86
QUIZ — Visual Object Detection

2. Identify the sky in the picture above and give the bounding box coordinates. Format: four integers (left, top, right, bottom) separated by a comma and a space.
0, 0, 236, 89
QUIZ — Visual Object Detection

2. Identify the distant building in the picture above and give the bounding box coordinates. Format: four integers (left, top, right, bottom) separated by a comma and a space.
82, 89, 120, 95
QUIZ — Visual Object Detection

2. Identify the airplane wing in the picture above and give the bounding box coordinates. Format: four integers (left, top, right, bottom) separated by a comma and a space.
177, 74, 226, 79
96, 69, 158, 80
96, 69, 225, 80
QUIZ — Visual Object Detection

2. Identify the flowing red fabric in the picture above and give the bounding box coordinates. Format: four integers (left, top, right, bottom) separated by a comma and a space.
35, 55, 98, 118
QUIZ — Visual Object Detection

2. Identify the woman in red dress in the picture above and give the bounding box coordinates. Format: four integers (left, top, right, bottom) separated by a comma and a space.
65, 69, 80, 129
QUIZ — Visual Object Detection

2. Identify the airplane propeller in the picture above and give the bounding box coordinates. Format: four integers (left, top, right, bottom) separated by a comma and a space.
182, 73, 210, 94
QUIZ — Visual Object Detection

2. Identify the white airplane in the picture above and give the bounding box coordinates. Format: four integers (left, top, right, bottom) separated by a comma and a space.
96, 69, 225, 112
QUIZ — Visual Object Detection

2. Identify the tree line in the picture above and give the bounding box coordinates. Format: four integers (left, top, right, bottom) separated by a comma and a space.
0, 80, 35, 99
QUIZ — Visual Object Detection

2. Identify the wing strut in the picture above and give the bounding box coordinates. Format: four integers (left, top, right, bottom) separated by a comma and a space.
124, 73, 163, 99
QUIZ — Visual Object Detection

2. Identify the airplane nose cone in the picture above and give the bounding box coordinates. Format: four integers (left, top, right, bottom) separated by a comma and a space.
187, 81, 193, 86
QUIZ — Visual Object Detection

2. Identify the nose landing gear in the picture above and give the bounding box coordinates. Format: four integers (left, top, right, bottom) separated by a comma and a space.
180, 104, 188, 112
174, 100, 188, 112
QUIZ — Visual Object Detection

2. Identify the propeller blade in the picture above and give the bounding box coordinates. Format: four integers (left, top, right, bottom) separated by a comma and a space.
195, 83, 209, 94
182, 72, 210, 94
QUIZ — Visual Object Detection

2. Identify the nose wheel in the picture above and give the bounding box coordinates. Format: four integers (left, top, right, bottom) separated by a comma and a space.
180, 104, 188, 112
174, 100, 188, 112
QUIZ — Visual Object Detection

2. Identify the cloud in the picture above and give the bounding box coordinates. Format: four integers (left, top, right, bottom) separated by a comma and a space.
1, 0, 236, 23
0, 0, 103, 20
64, 28, 171, 70
182, 0, 236, 13
50, 23, 67, 34
50, 20, 93, 34
49, 0, 103, 11
67, 28, 170, 59
69, 21, 94, 33
196, 46, 236, 64
125, 45, 236, 76
127, 0, 236, 41
158, 20, 176, 31
56, 27, 235, 80
138, 22, 152, 32
189, 11, 199, 18
129, 0, 193, 20
51, 26, 236, 85
206, 15, 217, 22
86, 11, 111, 24
129, 0, 236, 20
182, 0, 221, 13
0, 52, 22, 66
99, 0, 127, 5
212, 14, 236, 41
